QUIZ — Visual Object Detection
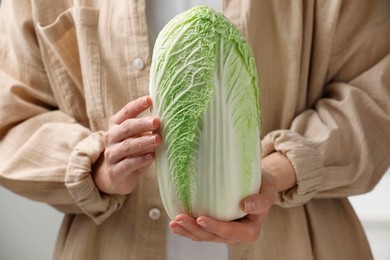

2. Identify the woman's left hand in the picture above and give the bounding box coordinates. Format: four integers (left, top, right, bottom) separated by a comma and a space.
168, 171, 278, 245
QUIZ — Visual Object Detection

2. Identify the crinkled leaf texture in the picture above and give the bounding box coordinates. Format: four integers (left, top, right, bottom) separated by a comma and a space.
149, 6, 261, 221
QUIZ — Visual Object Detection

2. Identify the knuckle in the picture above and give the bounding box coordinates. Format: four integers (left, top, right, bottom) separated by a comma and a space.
123, 103, 132, 117
119, 122, 129, 135
137, 138, 145, 150
122, 155, 150, 174
121, 157, 132, 169
103, 132, 110, 145
122, 157, 139, 173
121, 139, 131, 151
104, 149, 113, 163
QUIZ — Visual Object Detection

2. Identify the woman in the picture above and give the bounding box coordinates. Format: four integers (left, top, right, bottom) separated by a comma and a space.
0, 0, 389, 259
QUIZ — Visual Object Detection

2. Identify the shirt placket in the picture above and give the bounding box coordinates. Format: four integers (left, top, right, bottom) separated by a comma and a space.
124, 0, 151, 98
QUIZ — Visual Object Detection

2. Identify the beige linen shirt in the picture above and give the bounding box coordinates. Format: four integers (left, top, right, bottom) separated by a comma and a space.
1, 0, 390, 259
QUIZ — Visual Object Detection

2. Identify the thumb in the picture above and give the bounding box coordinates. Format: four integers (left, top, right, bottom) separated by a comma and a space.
240, 194, 267, 214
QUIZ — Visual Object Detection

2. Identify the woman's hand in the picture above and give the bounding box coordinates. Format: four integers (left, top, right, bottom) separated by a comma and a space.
93, 96, 162, 195
168, 171, 277, 245
169, 152, 296, 245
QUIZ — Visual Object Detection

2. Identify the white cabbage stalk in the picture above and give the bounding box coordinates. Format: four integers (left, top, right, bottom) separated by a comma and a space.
150, 6, 261, 221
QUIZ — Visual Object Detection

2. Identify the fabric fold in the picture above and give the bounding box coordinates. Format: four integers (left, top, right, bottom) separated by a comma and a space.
66, 131, 127, 224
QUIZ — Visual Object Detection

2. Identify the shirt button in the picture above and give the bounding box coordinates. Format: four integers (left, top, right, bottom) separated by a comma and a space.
133, 57, 145, 70
148, 207, 161, 220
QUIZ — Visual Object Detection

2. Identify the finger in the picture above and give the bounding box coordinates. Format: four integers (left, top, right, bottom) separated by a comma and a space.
240, 193, 275, 215
131, 148, 155, 157
172, 214, 222, 242
239, 172, 278, 215
109, 96, 152, 126
169, 220, 202, 242
105, 117, 160, 144
107, 153, 155, 180
170, 218, 229, 244
105, 134, 162, 164
195, 216, 261, 244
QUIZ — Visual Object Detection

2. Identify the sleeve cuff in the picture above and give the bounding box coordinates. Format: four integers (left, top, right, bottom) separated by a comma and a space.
65, 131, 127, 224
262, 130, 324, 207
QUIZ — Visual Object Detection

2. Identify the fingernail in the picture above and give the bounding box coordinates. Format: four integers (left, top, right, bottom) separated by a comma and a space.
172, 226, 183, 234
144, 153, 153, 160
149, 134, 160, 144
245, 199, 257, 212
143, 97, 150, 106
149, 135, 156, 143
154, 134, 161, 143
150, 118, 160, 129
197, 219, 207, 228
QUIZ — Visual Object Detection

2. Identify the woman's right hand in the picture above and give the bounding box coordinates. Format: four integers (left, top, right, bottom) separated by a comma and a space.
93, 96, 162, 195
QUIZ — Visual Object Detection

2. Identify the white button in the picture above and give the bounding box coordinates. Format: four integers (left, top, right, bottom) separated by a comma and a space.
148, 207, 161, 220
133, 57, 145, 70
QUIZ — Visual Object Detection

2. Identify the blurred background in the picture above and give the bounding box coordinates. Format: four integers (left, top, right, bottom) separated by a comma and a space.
0, 0, 389, 259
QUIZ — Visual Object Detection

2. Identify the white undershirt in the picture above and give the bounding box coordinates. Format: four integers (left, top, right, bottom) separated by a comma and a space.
145, 1, 229, 259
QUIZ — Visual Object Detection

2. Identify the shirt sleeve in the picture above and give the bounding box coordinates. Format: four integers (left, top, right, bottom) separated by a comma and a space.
0, 0, 126, 224
262, 0, 390, 207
